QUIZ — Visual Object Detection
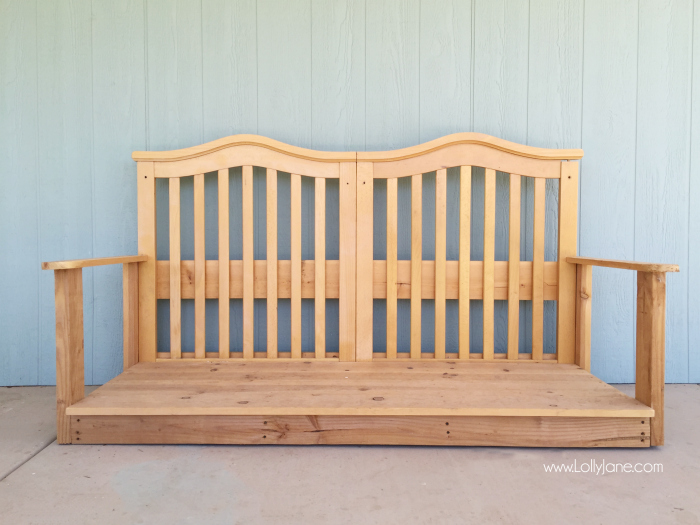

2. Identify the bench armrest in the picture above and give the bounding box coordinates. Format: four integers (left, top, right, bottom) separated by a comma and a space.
566, 256, 679, 273
570, 257, 673, 446
48, 257, 142, 443
42, 254, 147, 270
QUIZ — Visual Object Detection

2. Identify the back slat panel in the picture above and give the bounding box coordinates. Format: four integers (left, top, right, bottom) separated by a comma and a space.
242, 165, 254, 358
411, 174, 422, 358
482, 169, 496, 360
532, 177, 546, 360
314, 178, 326, 358
459, 166, 471, 359
194, 173, 205, 358
435, 169, 447, 359
386, 177, 398, 359
557, 161, 579, 363
266, 169, 278, 358
169, 177, 182, 358
507, 174, 521, 359
356, 163, 374, 361
291, 174, 302, 358
217, 169, 230, 358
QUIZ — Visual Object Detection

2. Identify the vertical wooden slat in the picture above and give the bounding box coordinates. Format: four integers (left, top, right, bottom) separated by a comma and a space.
338, 162, 356, 361
194, 173, 205, 359
482, 169, 496, 360
137, 162, 157, 362
217, 168, 230, 358
532, 177, 546, 360
557, 161, 579, 363
507, 174, 521, 360
410, 174, 422, 358
267, 169, 278, 358
636, 271, 666, 446
242, 165, 254, 358
290, 173, 302, 358
54, 268, 84, 444
435, 169, 447, 359
123, 262, 139, 370
459, 166, 471, 359
386, 176, 398, 359
356, 162, 374, 361
169, 177, 181, 359
314, 177, 326, 358
576, 264, 592, 372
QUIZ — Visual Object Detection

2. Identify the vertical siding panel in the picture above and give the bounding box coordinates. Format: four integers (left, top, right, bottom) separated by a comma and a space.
202, 0, 257, 140
37, 1, 94, 384
0, 0, 39, 386
690, 0, 700, 383
419, 0, 472, 142
91, 0, 146, 383
473, 0, 529, 354
636, 0, 692, 383
581, 0, 638, 382
528, 0, 584, 356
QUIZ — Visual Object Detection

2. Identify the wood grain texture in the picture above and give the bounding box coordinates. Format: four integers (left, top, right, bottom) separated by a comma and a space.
168, 178, 182, 358
482, 170, 496, 360
356, 163, 374, 361
338, 162, 356, 361
54, 268, 84, 443
557, 162, 579, 364
71, 414, 649, 447
242, 166, 255, 358
575, 264, 592, 372
508, 174, 521, 359
314, 177, 326, 358
636, 272, 666, 446
434, 169, 447, 359
217, 169, 230, 358
567, 257, 679, 273
291, 174, 302, 358
42, 255, 148, 271
532, 177, 546, 360
386, 177, 398, 358
194, 174, 206, 358
459, 167, 471, 359
137, 163, 157, 364
123, 262, 139, 370
267, 169, 278, 358
411, 174, 423, 358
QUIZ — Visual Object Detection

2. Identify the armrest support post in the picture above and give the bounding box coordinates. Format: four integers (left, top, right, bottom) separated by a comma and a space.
575, 264, 592, 371
636, 271, 666, 446
123, 262, 140, 370
54, 268, 84, 444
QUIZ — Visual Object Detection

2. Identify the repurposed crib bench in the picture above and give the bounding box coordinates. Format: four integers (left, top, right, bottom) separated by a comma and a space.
42, 133, 678, 447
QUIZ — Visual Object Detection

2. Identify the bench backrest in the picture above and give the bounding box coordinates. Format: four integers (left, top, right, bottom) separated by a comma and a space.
133, 133, 582, 363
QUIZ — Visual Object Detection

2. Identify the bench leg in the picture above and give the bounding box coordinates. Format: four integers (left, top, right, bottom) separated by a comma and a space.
636, 271, 665, 446
54, 268, 85, 444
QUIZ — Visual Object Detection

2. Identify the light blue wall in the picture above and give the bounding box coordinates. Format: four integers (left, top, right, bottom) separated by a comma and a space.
1, 0, 698, 385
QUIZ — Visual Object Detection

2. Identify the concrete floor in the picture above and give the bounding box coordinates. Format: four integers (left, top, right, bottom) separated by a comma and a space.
0, 385, 698, 525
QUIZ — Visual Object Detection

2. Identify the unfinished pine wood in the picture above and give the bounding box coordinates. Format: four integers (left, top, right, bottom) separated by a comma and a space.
338, 162, 356, 362
459, 166, 471, 359
72, 414, 649, 447
508, 174, 521, 360
557, 162, 579, 364
290, 173, 302, 358
314, 178, 326, 358
576, 264, 593, 372
67, 360, 653, 418
242, 165, 254, 358
386, 176, 398, 359
435, 169, 447, 359
636, 271, 666, 446
267, 169, 278, 358
356, 163, 374, 361
483, 169, 496, 360
123, 262, 139, 370
155, 260, 560, 301
532, 177, 546, 360
194, 173, 206, 359
54, 268, 85, 444
42, 254, 148, 270
356, 132, 582, 180
567, 257, 679, 273
217, 168, 229, 358
137, 162, 157, 363
169, 177, 181, 359
411, 174, 422, 358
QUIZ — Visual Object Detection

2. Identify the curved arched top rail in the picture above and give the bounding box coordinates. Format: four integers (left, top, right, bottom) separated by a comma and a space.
132, 132, 583, 179
358, 133, 583, 179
